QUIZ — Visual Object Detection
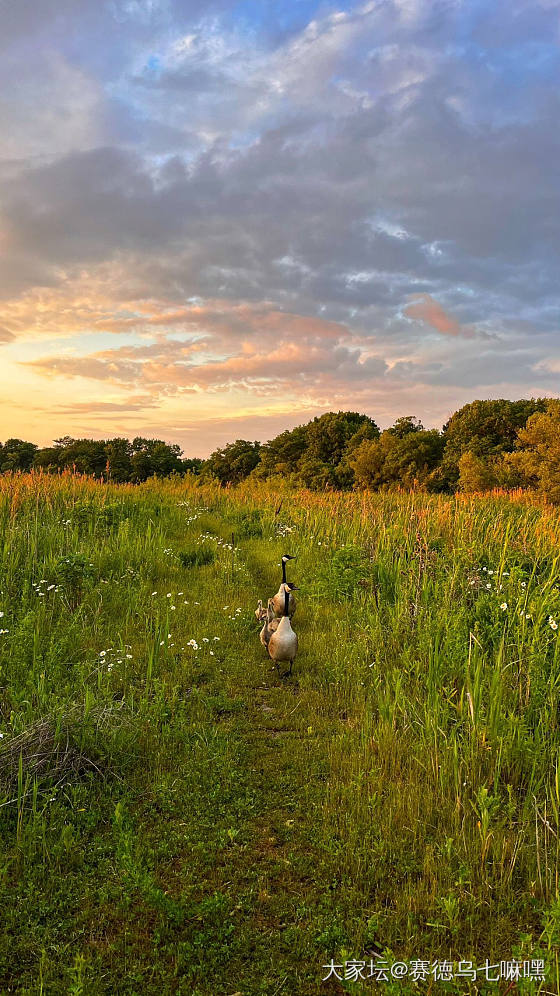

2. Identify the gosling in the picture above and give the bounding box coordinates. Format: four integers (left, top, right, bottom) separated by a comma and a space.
259, 598, 279, 649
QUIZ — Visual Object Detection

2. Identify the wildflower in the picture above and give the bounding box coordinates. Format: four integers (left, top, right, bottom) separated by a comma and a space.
151, 591, 157, 596
99, 651, 106, 657
213, 637, 220, 641
170, 605, 176, 610
0, 629, 9, 634
202, 637, 209, 643
187, 639, 199, 650
166, 593, 172, 598
126, 654, 133, 659
209, 651, 214, 656
0, 732, 3, 738
549, 617, 558, 631
500, 603, 508, 610
521, 581, 527, 588
486, 583, 492, 589
160, 640, 165, 646
0, 612, 3, 618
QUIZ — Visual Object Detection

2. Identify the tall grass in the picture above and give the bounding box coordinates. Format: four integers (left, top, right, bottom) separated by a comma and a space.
0, 471, 559, 993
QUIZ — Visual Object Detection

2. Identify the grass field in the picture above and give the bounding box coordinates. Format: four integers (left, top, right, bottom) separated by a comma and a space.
1, 472, 559, 995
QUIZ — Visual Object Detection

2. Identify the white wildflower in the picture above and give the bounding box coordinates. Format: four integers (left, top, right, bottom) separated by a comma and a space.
500, 603, 508, 610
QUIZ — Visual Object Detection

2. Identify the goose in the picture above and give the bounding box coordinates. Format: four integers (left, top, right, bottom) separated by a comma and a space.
268, 586, 299, 677
270, 554, 297, 618
259, 598, 279, 649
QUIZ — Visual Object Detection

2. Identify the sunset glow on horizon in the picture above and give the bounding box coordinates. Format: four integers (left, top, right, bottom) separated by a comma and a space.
2, 0, 559, 457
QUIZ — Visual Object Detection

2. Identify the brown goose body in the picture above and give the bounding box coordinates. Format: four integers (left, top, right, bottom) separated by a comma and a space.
270, 582, 296, 619
268, 587, 298, 677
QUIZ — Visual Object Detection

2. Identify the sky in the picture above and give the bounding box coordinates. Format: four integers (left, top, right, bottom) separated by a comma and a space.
1, 0, 559, 457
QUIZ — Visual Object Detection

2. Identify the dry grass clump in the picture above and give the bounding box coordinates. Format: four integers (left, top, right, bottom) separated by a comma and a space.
0, 703, 131, 796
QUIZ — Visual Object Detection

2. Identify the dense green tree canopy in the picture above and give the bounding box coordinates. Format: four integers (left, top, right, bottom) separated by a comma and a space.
3, 399, 560, 498
441, 399, 547, 485
0, 439, 38, 472
202, 439, 261, 485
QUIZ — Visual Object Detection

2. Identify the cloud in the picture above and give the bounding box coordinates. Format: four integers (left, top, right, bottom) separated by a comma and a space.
1, 0, 560, 449
404, 293, 470, 337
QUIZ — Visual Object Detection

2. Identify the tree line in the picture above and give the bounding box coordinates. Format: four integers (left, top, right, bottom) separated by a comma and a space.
3, 398, 560, 500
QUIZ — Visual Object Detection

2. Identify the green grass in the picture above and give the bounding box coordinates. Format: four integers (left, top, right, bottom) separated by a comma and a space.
0, 474, 559, 994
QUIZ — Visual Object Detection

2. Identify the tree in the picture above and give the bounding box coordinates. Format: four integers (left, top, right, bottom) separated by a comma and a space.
33, 446, 62, 471
257, 412, 380, 486
457, 451, 497, 492
509, 400, 560, 503
295, 456, 336, 490
182, 457, 203, 475
51, 438, 107, 476
257, 425, 309, 478
202, 440, 261, 485
104, 438, 132, 482
130, 438, 185, 481
386, 416, 424, 438
349, 437, 390, 489
441, 399, 547, 487
350, 429, 444, 491
306, 411, 379, 467
0, 439, 38, 472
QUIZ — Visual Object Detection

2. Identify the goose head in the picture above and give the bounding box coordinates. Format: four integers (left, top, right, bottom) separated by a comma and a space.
281, 553, 296, 583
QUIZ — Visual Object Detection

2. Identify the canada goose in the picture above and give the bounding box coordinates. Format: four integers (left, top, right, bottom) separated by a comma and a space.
268, 586, 299, 677
270, 554, 297, 618
259, 598, 279, 648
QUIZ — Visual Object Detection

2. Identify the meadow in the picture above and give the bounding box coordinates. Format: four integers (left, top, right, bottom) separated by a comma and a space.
0, 472, 559, 995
